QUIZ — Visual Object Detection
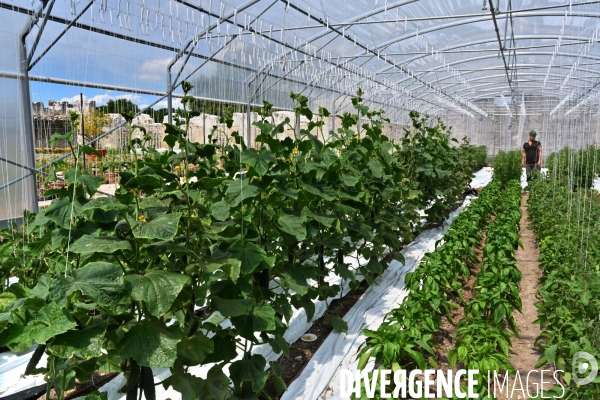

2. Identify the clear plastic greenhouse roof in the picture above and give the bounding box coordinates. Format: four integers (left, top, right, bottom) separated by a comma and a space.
3, 0, 600, 118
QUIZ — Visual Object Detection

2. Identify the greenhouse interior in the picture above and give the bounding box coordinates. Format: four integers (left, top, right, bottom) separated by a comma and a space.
1, 0, 600, 398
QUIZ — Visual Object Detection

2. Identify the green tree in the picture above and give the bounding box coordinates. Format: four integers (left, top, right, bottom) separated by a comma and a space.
143, 108, 168, 123
82, 109, 110, 148
99, 99, 140, 115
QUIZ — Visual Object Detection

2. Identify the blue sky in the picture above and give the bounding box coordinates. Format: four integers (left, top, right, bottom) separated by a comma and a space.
29, 83, 182, 110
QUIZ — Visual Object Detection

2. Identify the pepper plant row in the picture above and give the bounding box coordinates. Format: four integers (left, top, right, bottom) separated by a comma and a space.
352, 178, 503, 398
448, 179, 523, 398
528, 178, 600, 398
0, 85, 486, 400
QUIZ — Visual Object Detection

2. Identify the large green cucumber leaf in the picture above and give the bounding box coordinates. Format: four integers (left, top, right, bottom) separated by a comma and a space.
124, 270, 189, 317
69, 236, 132, 254
228, 240, 267, 275
131, 213, 181, 241
50, 320, 108, 359
49, 262, 128, 314
241, 148, 276, 176
229, 354, 268, 393
23, 302, 77, 345
120, 318, 180, 368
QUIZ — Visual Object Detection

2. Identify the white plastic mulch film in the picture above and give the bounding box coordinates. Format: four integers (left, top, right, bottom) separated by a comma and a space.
282, 168, 495, 400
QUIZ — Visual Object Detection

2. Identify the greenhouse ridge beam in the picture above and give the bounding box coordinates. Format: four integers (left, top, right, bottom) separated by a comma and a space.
488, 0, 514, 103
279, 0, 483, 116
274, 2, 600, 32
506, 0, 519, 105
352, 3, 600, 88
382, 35, 596, 76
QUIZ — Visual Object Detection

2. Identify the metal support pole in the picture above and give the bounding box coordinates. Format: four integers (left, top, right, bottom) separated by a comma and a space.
26, 0, 56, 66
331, 114, 335, 139
488, 0, 514, 98
246, 100, 252, 148
17, 0, 49, 214
167, 71, 173, 151
80, 93, 87, 171
167, 0, 259, 93
202, 102, 206, 144
28, 0, 93, 70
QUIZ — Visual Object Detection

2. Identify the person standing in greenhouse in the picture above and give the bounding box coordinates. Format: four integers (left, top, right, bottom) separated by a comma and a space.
522, 130, 542, 180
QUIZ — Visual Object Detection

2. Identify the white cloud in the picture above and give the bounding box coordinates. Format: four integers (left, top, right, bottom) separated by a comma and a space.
58, 93, 148, 107
153, 98, 183, 110
136, 57, 209, 82
138, 58, 171, 82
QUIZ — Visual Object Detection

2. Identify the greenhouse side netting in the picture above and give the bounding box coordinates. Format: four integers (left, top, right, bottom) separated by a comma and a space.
1, 0, 600, 399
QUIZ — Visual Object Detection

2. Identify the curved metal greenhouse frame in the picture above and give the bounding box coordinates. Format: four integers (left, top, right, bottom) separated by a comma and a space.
2, 0, 600, 222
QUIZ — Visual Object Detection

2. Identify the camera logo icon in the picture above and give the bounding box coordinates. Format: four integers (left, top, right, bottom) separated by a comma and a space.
572, 351, 598, 386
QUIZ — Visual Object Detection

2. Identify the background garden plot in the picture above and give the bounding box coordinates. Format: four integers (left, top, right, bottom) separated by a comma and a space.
0, 169, 492, 400
279, 168, 494, 400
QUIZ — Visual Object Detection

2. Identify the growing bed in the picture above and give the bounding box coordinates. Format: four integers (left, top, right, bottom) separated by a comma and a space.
0, 94, 489, 400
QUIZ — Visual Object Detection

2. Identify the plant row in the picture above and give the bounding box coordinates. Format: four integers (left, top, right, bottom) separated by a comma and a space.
0, 85, 487, 400
448, 179, 523, 398
546, 145, 600, 191
492, 150, 523, 186
528, 178, 600, 398
352, 178, 503, 398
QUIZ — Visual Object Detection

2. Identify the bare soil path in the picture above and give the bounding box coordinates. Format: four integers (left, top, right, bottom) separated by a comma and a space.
498, 193, 553, 399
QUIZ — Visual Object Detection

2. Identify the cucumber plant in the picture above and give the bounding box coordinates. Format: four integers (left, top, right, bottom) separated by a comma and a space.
0, 85, 487, 400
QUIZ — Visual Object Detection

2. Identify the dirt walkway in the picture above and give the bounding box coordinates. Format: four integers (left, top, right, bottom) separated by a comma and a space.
498, 193, 551, 399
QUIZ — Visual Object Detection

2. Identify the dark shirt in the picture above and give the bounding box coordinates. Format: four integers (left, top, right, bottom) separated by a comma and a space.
523, 140, 542, 164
